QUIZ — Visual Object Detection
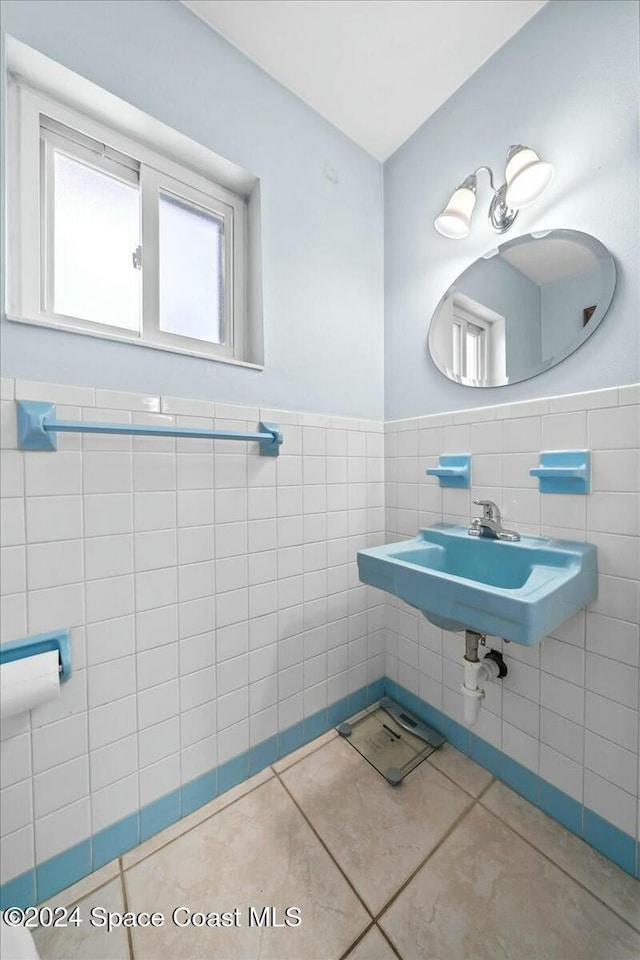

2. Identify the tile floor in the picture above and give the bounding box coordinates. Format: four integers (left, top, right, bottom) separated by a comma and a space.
31, 730, 640, 960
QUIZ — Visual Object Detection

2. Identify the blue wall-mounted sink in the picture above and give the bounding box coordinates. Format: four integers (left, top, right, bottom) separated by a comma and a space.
358, 525, 597, 645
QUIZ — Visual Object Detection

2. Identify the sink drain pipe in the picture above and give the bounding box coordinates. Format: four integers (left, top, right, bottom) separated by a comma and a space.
462, 630, 507, 726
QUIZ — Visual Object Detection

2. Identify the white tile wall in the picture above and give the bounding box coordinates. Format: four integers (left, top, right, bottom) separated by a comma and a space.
384, 385, 640, 843
1, 378, 638, 884
0, 380, 385, 885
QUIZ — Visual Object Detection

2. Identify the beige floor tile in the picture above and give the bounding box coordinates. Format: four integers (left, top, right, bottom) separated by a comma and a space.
122, 767, 273, 868
380, 804, 640, 960
345, 925, 398, 959
37, 861, 120, 909
125, 777, 369, 959
272, 729, 337, 772
33, 879, 129, 960
281, 736, 472, 914
481, 780, 640, 932
427, 742, 493, 798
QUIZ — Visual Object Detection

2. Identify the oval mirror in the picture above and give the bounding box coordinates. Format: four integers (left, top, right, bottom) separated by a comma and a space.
428, 229, 616, 387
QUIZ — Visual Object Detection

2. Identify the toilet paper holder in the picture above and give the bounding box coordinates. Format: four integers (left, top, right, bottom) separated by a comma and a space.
0, 629, 72, 682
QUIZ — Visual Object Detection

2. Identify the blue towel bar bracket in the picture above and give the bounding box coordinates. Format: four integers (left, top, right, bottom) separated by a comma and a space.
530, 450, 591, 494
17, 401, 282, 456
0, 629, 72, 682
426, 454, 471, 489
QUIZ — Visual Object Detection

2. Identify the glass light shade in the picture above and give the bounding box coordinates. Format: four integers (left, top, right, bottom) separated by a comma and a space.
434, 186, 477, 239
504, 147, 554, 209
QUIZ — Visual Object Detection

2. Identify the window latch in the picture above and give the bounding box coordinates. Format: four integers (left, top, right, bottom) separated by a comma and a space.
132, 245, 142, 270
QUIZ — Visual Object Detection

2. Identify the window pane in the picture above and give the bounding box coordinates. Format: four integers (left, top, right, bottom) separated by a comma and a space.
52, 151, 140, 330
158, 192, 224, 345
452, 322, 462, 376
465, 324, 483, 380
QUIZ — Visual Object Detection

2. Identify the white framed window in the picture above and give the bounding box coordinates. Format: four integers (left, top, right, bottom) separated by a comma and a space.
7, 77, 254, 364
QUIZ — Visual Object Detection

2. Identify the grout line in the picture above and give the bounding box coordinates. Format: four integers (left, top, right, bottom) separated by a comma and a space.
337, 919, 406, 960
127, 428, 142, 853
425, 753, 496, 803
373, 799, 477, 924
377, 923, 404, 960
118, 860, 135, 960
477, 800, 640, 937
120, 772, 274, 873
81, 430, 95, 878
22, 442, 37, 895
336, 920, 375, 960
474, 776, 497, 804
276, 736, 494, 938
39, 876, 115, 914
275, 771, 374, 920
581, 593, 588, 844
268, 730, 338, 776
40, 734, 346, 904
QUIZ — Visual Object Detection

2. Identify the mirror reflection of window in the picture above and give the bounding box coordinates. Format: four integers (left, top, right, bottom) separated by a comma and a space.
428, 231, 616, 388
451, 313, 485, 381
446, 293, 506, 385
465, 322, 483, 381
452, 321, 461, 376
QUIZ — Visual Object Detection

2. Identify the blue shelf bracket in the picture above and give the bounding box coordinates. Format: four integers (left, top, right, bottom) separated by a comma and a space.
17, 401, 283, 456
426, 454, 471, 489
530, 450, 591, 494
0, 629, 72, 683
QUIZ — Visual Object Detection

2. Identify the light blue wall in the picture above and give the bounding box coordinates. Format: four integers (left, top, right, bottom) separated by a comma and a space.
384, 0, 640, 419
1, 0, 384, 419
541, 267, 603, 361
4, 1, 638, 421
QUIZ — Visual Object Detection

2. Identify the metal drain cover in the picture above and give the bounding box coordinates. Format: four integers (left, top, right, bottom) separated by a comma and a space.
337, 698, 445, 785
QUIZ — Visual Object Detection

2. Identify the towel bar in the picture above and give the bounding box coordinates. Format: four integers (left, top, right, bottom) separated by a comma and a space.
17, 401, 282, 456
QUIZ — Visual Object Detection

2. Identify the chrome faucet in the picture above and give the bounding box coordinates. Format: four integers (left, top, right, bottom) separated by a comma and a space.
469, 500, 520, 542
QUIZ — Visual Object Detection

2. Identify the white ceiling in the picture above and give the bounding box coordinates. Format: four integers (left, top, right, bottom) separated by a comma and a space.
182, 0, 547, 161
503, 239, 598, 286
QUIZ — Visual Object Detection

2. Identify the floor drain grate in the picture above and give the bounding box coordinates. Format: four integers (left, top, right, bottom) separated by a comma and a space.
337, 696, 446, 785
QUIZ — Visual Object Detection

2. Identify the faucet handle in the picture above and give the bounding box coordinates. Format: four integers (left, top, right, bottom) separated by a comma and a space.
472, 499, 501, 521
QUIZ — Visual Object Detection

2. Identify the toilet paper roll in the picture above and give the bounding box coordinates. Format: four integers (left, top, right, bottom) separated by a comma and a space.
0, 651, 60, 720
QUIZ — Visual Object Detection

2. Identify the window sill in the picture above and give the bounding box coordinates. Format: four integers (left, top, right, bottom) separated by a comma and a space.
5, 314, 264, 371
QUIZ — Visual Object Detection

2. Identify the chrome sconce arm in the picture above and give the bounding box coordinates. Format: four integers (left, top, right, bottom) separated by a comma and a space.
434, 145, 554, 239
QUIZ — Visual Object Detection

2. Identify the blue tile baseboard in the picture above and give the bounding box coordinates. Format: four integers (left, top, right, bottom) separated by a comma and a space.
0, 679, 380, 909
0, 871, 35, 911
1, 675, 637, 909
36, 841, 91, 904
92, 815, 139, 870
386, 680, 639, 881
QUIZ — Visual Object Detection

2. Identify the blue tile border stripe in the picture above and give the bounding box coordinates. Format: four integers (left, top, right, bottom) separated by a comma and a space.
181, 770, 217, 818
140, 789, 181, 843
1, 677, 637, 909
0, 680, 373, 909
0, 871, 35, 911
385, 680, 638, 880
583, 809, 637, 876
92, 814, 139, 870
35, 840, 91, 904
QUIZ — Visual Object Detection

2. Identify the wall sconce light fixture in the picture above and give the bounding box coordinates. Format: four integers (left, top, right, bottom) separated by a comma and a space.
434, 145, 554, 239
